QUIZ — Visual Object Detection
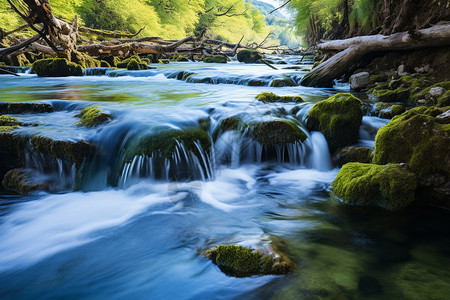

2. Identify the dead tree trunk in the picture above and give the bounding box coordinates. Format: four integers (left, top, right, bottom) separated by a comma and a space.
301, 23, 450, 87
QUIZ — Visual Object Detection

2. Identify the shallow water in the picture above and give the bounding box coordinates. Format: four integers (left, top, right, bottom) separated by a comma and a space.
0, 59, 449, 299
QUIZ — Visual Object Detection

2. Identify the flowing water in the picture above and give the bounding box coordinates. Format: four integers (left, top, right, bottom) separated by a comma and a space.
0, 57, 449, 299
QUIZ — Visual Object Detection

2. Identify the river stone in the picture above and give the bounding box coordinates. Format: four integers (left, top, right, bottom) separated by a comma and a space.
350, 72, 370, 91
428, 87, 446, 98
2, 168, 48, 195
0, 102, 54, 114
248, 120, 307, 146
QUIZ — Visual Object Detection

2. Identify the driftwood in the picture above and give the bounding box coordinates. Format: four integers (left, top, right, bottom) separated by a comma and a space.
301, 23, 450, 87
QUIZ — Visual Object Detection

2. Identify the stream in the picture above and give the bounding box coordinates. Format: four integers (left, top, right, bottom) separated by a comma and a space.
0, 57, 449, 299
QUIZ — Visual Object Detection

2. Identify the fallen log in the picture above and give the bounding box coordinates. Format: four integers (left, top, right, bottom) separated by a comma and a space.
78, 26, 145, 38
301, 23, 450, 87
0, 34, 41, 58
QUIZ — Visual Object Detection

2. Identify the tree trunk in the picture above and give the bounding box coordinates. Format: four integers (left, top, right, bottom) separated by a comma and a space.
301, 23, 450, 87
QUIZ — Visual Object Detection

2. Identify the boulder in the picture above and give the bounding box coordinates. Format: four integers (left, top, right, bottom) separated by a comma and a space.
307, 93, 363, 152
373, 106, 450, 206
2, 168, 48, 195
237, 50, 263, 64
332, 163, 417, 211
126, 59, 148, 70
350, 72, 370, 91
204, 245, 294, 277
270, 77, 296, 87
332, 146, 373, 166
32, 58, 83, 77
248, 120, 307, 146
0, 102, 53, 114
203, 56, 228, 63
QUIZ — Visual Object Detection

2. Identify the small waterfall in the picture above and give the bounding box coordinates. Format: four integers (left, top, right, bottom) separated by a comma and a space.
118, 141, 214, 187
306, 131, 331, 171
1, 66, 32, 74
84, 68, 111, 76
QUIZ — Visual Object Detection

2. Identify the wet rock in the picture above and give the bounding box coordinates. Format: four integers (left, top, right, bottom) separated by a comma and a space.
203, 56, 228, 63
373, 106, 450, 206
204, 245, 294, 277
372, 88, 410, 103
237, 50, 263, 64
248, 120, 307, 146
372, 103, 406, 119
437, 91, 450, 107
127, 59, 148, 70
428, 87, 446, 98
0, 133, 26, 182
31, 136, 91, 167
270, 78, 296, 87
32, 58, 83, 77
332, 146, 373, 167
255, 92, 303, 103
307, 93, 363, 152
75, 106, 111, 128
332, 163, 417, 211
350, 72, 370, 91
397, 64, 409, 76
2, 168, 48, 195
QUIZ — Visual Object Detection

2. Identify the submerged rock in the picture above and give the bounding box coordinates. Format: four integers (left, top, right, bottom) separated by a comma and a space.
2, 168, 48, 195
204, 245, 294, 277
0, 102, 54, 114
373, 106, 450, 205
248, 120, 307, 146
75, 106, 111, 128
332, 163, 417, 211
307, 93, 363, 152
256, 92, 303, 103
30, 136, 91, 167
32, 58, 83, 77
237, 50, 263, 64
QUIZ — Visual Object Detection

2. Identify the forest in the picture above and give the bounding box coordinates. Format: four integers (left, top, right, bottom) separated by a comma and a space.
0, 0, 450, 299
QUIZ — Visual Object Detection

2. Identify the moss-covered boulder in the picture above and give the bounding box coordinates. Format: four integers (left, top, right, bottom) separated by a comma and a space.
0, 102, 54, 114
372, 103, 406, 119
0, 115, 20, 132
332, 163, 417, 210
129, 127, 211, 160
32, 58, 83, 77
248, 120, 307, 146
256, 92, 304, 103
332, 146, 373, 167
31, 136, 91, 167
75, 106, 111, 128
126, 58, 148, 70
237, 50, 263, 64
2, 168, 48, 195
203, 56, 228, 63
270, 78, 296, 87
373, 106, 450, 204
372, 88, 410, 103
204, 245, 294, 277
307, 93, 363, 152
438, 91, 450, 107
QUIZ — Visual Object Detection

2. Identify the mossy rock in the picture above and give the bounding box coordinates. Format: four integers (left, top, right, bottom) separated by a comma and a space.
175, 71, 196, 81
204, 245, 294, 277
372, 103, 406, 119
126, 59, 148, 70
332, 146, 373, 167
256, 92, 303, 103
0, 102, 54, 114
332, 163, 417, 210
32, 58, 83, 77
248, 120, 307, 146
307, 93, 363, 152
2, 168, 48, 195
372, 88, 410, 103
212, 116, 241, 141
438, 91, 450, 107
0, 133, 26, 180
0, 115, 20, 126
77, 53, 101, 69
270, 78, 296, 87
30, 136, 91, 167
276, 61, 287, 65
116, 55, 142, 68
75, 106, 111, 128
128, 127, 211, 160
373, 106, 450, 204
100, 60, 111, 67
370, 74, 388, 83
203, 56, 228, 63
174, 55, 189, 62
158, 59, 170, 64
237, 50, 263, 64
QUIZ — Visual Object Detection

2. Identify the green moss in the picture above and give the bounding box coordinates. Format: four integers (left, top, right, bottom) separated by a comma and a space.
249, 120, 307, 146
437, 91, 450, 107
334, 146, 373, 166
0, 125, 20, 132
236, 50, 262, 64
372, 88, 410, 103
203, 55, 228, 63
131, 127, 211, 160
373, 103, 405, 119
255, 92, 303, 103
391, 105, 406, 116
312, 61, 320, 69
307, 93, 363, 152
0, 115, 19, 126
113, 57, 122, 67
75, 106, 111, 128
158, 59, 170, 64
32, 58, 83, 77
204, 245, 294, 277
370, 74, 388, 83
332, 163, 417, 210
270, 78, 296, 87
127, 59, 139, 70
